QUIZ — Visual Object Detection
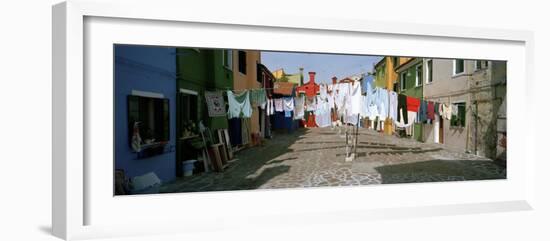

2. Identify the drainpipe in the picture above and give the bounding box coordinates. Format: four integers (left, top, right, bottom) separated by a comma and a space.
384, 57, 394, 135
474, 100, 478, 155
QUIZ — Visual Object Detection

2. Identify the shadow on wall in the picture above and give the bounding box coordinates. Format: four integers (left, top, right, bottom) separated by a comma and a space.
374, 159, 506, 184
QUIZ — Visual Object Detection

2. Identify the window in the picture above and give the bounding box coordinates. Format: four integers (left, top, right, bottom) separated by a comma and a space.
415, 64, 423, 86
127, 95, 170, 145
238, 50, 247, 75
474, 60, 488, 71
179, 93, 198, 124
222, 50, 232, 70
450, 102, 466, 127
426, 60, 433, 84
400, 72, 407, 91
453, 59, 465, 75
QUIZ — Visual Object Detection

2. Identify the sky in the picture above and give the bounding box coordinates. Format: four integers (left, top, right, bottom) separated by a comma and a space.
261, 51, 383, 84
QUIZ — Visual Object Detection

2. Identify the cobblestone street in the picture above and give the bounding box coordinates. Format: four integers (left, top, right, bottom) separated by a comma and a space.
161, 127, 506, 193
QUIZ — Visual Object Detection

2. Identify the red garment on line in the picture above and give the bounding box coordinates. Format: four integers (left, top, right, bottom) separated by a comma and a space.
406, 96, 421, 112
306, 114, 317, 127
427, 101, 435, 120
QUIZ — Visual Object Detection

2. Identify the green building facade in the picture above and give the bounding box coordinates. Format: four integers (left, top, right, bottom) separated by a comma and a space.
396, 58, 424, 142
176, 48, 233, 132
374, 61, 387, 88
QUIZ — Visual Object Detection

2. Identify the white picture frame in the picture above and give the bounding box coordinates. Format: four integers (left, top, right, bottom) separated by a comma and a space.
52, 0, 535, 240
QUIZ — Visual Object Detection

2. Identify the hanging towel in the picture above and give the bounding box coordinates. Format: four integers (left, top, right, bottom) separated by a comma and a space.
227, 90, 252, 119
434, 102, 440, 116
451, 104, 459, 115
418, 100, 428, 122
442, 104, 452, 120
389, 91, 398, 121
293, 96, 305, 120
427, 101, 435, 120
327, 91, 335, 111
306, 96, 317, 111
283, 97, 294, 112
274, 98, 283, 112
315, 96, 332, 127
265, 98, 274, 116
393, 108, 415, 128
376, 88, 389, 120
350, 81, 363, 115
337, 83, 350, 118
406, 96, 421, 112
361, 95, 369, 118
250, 89, 267, 107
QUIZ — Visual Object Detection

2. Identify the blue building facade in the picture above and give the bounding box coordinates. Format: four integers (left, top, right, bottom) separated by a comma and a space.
114, 45, 177, 183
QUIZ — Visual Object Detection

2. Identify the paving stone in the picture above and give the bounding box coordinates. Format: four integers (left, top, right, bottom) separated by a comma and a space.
160, 127, 506, 193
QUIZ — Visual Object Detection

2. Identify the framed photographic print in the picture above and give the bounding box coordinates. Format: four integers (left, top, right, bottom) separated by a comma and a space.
53, 0, 535, 240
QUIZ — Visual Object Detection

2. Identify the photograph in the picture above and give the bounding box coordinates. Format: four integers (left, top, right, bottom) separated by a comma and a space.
113, 44, 507, 195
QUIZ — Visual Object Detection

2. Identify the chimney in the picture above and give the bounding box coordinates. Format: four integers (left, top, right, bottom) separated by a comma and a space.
308, 72, 316, 84
299, 67, 304, 85
332, 76, 338, 84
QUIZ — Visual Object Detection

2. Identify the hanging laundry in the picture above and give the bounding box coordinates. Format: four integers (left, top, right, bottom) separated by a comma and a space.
265, 98, 274, 116
283, 97, 294, 112
228, 118, 242, 146
362, 75, 374, 96
376, 88, 389, 120
204, 91, 226, 117
406, 111, 417, 135
451, 104, 458, 115
389, 91, 398, 121
241, 118, 251, 145
293, 96, 305, 120
361, 95, 369, 118
274, 98, 283, 112
368, 103, 379, 119
284, 110, 292, 118
327, 91, 335, 111
427, 101, 435, 120
227, 90, 252, 119
337, 83, 351, 118
397, 94, 408, 124
418, 100, 428, 122
306, 96, 317, 112
315, 95, 331, 127
406, 96, 421, 112
350, 81, 363, 115
434, 102, 440, 116
393, 108, 415, 128
441, 103, 452, 120
249, 89, 267, 107
319, 84, 328, 97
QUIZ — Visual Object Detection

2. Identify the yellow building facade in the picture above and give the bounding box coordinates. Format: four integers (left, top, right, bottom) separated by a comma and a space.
374, 57, 411, 134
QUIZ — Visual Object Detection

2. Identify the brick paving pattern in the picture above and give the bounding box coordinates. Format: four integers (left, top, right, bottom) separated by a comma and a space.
160, 127, 506, 193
